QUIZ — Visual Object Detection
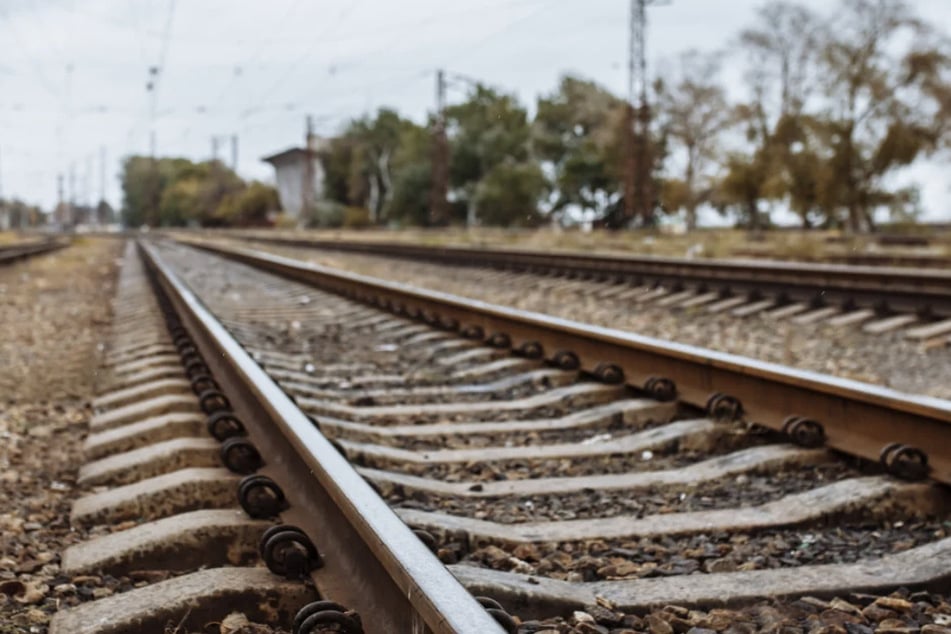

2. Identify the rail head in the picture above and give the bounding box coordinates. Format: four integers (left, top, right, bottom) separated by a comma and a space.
178, 236, 951, 485
0, 238, 69, 263
139, 240, 507, 634
229, 231, 951, 281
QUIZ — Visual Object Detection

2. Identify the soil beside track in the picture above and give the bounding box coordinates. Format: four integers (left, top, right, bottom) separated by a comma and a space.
0, 239, 119, 632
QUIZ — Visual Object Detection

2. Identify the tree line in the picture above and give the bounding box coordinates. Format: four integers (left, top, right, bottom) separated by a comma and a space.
122, 0, 950, 232
121, 156, 278, 228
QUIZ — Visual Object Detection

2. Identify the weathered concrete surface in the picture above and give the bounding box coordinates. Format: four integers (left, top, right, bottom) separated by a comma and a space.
83, 412, 204, 460
105, 343, 176, 366
49, 567, 315, 634
322, 399, 676, 443
451, 537, 951, 619
79, 436, 221, 486
342, 418, 718, 466
71, 467, 239, 527
302, 382, 623, 423
110, 353, 182, 377
360, 445, 828, 498
95, 364, 185, 395
92, 377, 191, 411
90, 394, 200, 431
62, 509, 268, 575
400, 478, 944, 543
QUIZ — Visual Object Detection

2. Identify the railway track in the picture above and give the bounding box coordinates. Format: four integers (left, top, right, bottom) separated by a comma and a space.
229, 234, 951, 344
0, 238, 68, 265
48, 237, 951, 633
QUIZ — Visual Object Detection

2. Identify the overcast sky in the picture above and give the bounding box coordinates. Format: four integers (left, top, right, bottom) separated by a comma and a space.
0, 0, 948, 219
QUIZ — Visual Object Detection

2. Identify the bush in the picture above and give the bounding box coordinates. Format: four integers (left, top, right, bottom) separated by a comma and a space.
305, 199, 345, 228
343, 206, 372, 228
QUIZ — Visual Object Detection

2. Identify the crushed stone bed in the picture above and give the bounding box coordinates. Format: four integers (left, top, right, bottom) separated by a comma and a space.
386, 462, 862, 522
244, 242, 951, 400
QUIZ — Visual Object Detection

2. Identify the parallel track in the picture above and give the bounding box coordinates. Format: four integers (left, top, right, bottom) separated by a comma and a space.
0, 238, 68, 264
52, 237, 951, 633
235, 234, 951, 320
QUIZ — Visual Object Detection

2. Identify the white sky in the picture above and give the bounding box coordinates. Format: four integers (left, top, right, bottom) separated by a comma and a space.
0, 0, 948, 220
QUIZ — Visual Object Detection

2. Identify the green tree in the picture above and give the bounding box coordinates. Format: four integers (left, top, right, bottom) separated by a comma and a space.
122, 156, 246, 227
384, 120, 434, 227
474, 160, 547, 227
534, 76, 626, 223
320, 109, 426, 224
446, 85, 539, 226
215, 182, 279, 226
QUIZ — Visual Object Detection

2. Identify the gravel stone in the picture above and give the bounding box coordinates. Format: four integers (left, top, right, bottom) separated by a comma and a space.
246, 244, 951, 399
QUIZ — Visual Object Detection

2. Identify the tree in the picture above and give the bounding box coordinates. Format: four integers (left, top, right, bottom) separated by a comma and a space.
655, 52, 733, 230
216, 182, 279, 227
534, 76, 626, 223
320, 109, 425, 224
815, 0, 950, 231
120, 156, 192, 227
728, 1, 824, 229
122, 156, 247, 227
384, 121, 433, 226
474, 160, 547, 227
447, 85, 538, 226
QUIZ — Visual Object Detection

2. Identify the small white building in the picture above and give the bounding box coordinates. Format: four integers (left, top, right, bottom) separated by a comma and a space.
262, 137, 329, 222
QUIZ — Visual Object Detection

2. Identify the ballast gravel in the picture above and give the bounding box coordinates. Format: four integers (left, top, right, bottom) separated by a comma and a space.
0, 239, 121, 632
246, 244, 951, 400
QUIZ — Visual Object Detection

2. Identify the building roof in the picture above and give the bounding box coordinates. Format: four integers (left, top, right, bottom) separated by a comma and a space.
261, 147, 308, 165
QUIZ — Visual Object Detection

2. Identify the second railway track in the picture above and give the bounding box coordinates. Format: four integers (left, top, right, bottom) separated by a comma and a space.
49, 237, 951, 633
230, 234, 951, 345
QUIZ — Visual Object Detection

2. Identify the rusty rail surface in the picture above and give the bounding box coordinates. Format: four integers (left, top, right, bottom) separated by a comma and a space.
0, 238, 68, 264
179, 237, 951, 486
138, 240, 506, 634
234, 234, 951, 318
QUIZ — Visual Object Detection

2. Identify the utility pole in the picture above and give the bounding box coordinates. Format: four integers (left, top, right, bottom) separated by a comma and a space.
84, 154, 93, 220
622, 0, 667, 227
99, 146, 107, 224
429, 69, 449, 226
211, 136, 220, 162
99, 146, 106, 201
57, 173, 64, 226
147, 66, 160, 225
68, 162, 76, 228
302, 115, 315, 223
230, 134, 238, 171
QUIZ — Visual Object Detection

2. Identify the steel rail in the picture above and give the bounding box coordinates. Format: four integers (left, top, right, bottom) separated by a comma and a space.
179, 237, 951, 486
138, 240, 506, 634
0, 238, 68, 264
235, 234, 951, 318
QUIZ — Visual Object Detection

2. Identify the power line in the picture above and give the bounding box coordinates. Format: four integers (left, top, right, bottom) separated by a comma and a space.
246, 0, 366, 117
208, 0, 305, 114
0, 6, 65, 103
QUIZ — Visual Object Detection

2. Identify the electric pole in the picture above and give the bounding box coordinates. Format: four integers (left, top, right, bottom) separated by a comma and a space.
231, 134, 238, 171
211, 136, 220, 162
99, 146, 107, 224
68, 162, 76, 228
429, 69, 449, 226
57, 173, 64, 226
623, 0, 667, 227
302, 115, 316, 223
147, 66, 161, 225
